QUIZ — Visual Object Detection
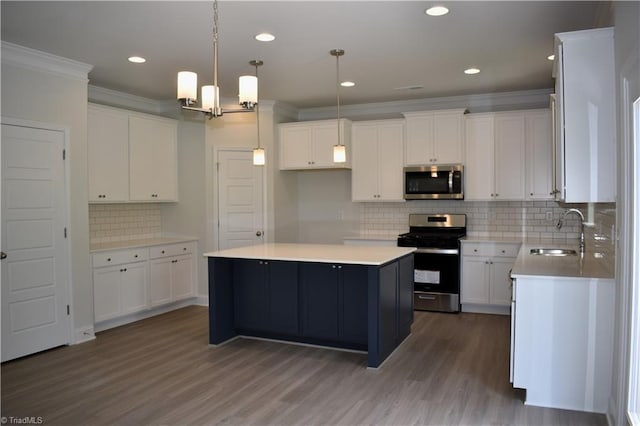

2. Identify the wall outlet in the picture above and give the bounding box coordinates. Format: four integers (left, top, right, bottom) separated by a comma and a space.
545, 211, 554, 222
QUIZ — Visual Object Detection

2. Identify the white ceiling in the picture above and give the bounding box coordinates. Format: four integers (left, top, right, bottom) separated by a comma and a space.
1, 1, 603, 109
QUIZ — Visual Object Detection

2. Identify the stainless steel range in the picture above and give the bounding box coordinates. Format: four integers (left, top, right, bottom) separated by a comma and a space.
397, 214, 466, 313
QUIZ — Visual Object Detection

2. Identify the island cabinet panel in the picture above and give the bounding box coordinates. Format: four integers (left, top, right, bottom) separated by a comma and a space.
300, 263, 368, 346
233, 259, 299, 335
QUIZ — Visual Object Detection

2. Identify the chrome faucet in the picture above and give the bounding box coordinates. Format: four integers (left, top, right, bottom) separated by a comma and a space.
557, 208, 585, 254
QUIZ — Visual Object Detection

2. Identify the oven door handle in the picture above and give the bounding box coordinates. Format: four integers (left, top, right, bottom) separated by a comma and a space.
449, 170, 454, 193
414, 248, 459, 255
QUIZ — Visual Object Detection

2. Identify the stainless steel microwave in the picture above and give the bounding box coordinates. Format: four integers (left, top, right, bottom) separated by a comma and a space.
404, 164, 464, 200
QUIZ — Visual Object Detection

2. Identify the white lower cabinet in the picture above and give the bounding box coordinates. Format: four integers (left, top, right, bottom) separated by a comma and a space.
511, 275, 614, 412
92, 240, 197, 326
460, 241, 520, 314
93, 247, 149, 322
149, 242, 196, 306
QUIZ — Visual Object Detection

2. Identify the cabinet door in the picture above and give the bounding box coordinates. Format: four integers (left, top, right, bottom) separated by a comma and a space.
267, 261, 299, 335
149, 258, 172, 306
525, 110, 553, 200
93, 266, 122, 322
464, 115, 494, 200
301, 263, 339, 341
129, 115, 178, 201
88, 105, 129, 202
234, 259, 268, 331
404, 114, 433, 165
460, 256, 489, 304
494, 113, 525, 200
172, 255, 194, 301
279, 126, 311, 169
433, 111, 464, 164
351, 124, 380, 201
311, 122, 339, 167
120, 262, 148, 314
377, 123, 405, 201
340, 265, 368, 344
489, 258, 514, 306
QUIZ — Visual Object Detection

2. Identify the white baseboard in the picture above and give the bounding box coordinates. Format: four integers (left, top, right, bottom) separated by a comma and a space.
74, 326, 96, 344
461, 303, 511, 316
195, 295, 209, 306
94, 297, 199, 333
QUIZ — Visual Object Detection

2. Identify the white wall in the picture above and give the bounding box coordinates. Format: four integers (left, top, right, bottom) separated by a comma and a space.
1, 45, 93, 339
611, 2, 640, 425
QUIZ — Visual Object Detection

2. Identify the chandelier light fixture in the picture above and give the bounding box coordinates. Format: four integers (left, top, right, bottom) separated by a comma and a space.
330, 49, 346, 163
177, 0, 258, 119
250, 60, 265, 166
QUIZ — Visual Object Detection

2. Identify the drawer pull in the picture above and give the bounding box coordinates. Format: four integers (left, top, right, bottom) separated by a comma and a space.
107, 258, 112, 262
134, 254, 138, 258
161, 250, 165, 254
418, 295, 436, 300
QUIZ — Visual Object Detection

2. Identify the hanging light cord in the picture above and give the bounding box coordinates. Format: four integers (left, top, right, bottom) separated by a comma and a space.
212, 0, 219, 92
330, 49, 345, 146
255, 62, 260, 149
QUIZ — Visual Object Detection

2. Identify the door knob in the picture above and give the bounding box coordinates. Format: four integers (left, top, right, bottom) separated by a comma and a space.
256, 231, 262, 237
1, 251, 6, 260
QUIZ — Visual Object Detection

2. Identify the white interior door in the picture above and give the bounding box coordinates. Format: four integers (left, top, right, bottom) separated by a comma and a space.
217, 150, 264, 250
1, 123, 71, 362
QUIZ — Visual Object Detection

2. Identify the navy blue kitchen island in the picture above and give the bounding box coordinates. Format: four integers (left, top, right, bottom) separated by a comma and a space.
205, 243, 415, 368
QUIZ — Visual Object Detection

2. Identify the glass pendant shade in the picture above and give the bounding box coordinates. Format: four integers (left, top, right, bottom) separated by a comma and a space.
177, 71, 197, 100
333, 144, 346, 163
201, 85, 219, 111
239, 75, 258, 105
253, 147, 265, 166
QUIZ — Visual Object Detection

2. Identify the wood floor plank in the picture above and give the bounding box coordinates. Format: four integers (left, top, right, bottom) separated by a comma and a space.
1, 306, 606, 425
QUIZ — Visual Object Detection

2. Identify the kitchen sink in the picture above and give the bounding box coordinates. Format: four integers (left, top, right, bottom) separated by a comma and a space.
529, 248, 578, 256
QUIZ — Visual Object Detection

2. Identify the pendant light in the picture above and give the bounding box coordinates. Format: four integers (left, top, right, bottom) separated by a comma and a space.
250, 60, 265, 166
330, 49, 346, 163
176, 0, 258, 119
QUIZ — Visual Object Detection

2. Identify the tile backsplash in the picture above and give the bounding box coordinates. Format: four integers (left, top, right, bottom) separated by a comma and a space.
359, 200, 616, 247
89, 203, 162, 244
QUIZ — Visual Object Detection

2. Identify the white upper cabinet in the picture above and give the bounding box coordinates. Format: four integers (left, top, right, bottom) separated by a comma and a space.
494, 112, 526, 200
465, 111, 529, 201
553, 27, 616, 203
88, 103, 178, 203
525, 109, 553, 200
88, 104, 130, 202
129, 115, 178, 202
351, 120, 405, 202
403, 109, 466, 166
279, 119, 352, 170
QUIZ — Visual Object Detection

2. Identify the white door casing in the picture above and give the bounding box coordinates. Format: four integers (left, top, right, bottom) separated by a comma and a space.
1, 123, 71, 362
217, 150, 264, 250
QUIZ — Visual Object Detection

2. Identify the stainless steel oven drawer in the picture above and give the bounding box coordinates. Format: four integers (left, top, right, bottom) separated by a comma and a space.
414, 291, 459, 313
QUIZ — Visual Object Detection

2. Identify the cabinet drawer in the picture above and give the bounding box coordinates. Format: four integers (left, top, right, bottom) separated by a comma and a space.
149, 242, 196, 258
93, 248, 149, 268
462, 242, 520, 257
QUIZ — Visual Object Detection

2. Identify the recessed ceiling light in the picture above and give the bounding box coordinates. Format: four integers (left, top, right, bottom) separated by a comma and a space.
255, 33, 275, 42
128, 56, 146, 64
341, 81, 355, 87
547, 54, 555, 61
425, 6, 449, 16
464, 67, 480, 75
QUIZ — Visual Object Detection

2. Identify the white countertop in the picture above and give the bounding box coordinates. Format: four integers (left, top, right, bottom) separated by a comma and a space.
511, 242, 614, 279
204, 243, 416, 266
90, 237, 198, 253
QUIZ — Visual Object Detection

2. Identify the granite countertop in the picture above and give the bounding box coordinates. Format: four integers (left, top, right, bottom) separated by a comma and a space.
204, 243, 416, 266
511, 242, 614, 279
90, 236, 198, 253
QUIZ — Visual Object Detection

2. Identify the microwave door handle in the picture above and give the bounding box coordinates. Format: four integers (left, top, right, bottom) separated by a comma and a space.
448, 170, 454, 193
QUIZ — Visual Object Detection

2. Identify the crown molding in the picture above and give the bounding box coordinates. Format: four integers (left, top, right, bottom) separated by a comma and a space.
88, 85, 177, 116
298, 88, 554, 121
1, 41, 92, 82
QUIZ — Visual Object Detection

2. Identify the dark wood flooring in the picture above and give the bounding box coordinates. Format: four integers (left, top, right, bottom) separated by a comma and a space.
1, 306, 607, 425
